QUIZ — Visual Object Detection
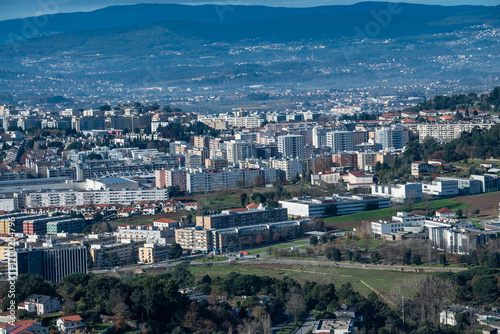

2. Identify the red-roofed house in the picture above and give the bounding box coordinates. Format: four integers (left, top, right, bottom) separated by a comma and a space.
246, 203, 260, 209
7, 323, 48, 334
56, 315, 83, 334
153, 218, 181, 229
436, 207, 455, 219
347, 171, 374, 190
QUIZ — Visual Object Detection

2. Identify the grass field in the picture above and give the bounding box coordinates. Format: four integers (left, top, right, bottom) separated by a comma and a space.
324, 198, 471, 225
246, 240, 309, 255
190, 263, 424, 296
193, 257, 229, 263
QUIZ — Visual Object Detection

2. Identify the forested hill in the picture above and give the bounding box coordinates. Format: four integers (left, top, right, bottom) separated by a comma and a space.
403, 86, 500, 113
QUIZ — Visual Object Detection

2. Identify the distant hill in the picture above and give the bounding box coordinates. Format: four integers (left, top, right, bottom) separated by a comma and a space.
1, 2, 499, 48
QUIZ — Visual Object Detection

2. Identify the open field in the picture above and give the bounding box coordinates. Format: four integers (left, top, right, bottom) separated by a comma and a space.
454, 191, 500, 218
323, 198, 471, 229
190, 263, 425, 297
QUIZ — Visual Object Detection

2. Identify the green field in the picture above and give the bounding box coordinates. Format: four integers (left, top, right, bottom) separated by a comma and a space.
246, 240, 309, 255
190, 263, 425, 296
324, 198, 471, 224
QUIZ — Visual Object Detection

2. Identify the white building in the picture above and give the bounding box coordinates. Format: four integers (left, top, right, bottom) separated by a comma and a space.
279, 195, 390, 218
417, 123, 494, 143
278, 134, 305, 158
422, 180, 459, 198
24, 188, 169, 208
326, 131, 354, 153
371, 183, 422, 204
115, 225, 167, 245
270, 158, 303, 181
311, 171, 341, 186
375, 126, 409, 150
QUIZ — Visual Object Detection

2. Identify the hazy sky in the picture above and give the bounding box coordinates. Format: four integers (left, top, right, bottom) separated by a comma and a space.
0, 0, 499, 21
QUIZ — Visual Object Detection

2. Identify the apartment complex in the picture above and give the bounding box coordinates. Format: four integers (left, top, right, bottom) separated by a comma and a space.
196, 206, 288, 229
175, 219, 316, 252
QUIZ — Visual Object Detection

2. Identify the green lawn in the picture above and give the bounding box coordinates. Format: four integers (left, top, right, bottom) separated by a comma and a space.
190, 263, 425, 296
278, 321, 304, 334
246, 240, 309, 255
324, 198, 471, 224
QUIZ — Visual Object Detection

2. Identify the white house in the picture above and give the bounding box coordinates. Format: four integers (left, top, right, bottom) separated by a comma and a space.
21, 294, 60, 315
56, 315, 84, 334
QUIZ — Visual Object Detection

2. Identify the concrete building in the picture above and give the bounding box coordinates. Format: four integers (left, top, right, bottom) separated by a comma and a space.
326, 131, 354, 153
375, 126, 409, 150
16, 245, 88, 282
24, 188, 169, 208
138, 243, 169, 264
205, 157, 229, 170
226, 140, 256, 164
115, 225, 167, 245
428, 227, 492, 254
89, 240, 145, 267
371, 183, 423, 204
417, 123, 494, 143
155, 168, 187, 191
311, 171, 341, 186
85, 177, 139, 191
277, 135, 305, 158
422, 180, 459, 198
279, 195, 390, 218
270, 158, 303, 181
196, 206, 288, 229
313, 319, 353, 334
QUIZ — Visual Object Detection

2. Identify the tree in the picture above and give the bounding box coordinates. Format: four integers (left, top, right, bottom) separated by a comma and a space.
240, 193, 248, 207
456, 208, 463, 218
371, 251, 380, 263
403, 249, 412, 265
309, 235, 318, 246
412, 253, 422, 265
168, 242, 183, 259
86, 152, 102, 160
252, 174, 265, 187
439, 253, 447, 267
345, 250, 353, 261
286, 293, 307, 323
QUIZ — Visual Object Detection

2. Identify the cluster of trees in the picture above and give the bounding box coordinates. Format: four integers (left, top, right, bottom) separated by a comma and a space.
404, 86, 500, 113
2, 268, 402, 333
239, 191, 282, 208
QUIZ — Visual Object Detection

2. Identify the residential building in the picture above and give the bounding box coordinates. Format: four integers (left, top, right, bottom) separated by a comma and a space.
155, 169, 187, 191
332, 153, 357, 168
56, 315, 84, 334
417, 123, 494, 143
138, 243, 169, 264
311, 171, 341, 186
326, 131, 354, 153
226, 140, 256, 164
375, 126, 409, 150
175, 227, 212, 252
22, 294, 61, 315
115, 225, 167, 245
205, 157, 229, 170
270, 158, 303, 180
277, 135, 305, 158
89, 240, 145, 267
440, 305, 476, 326
196, 206, 288, 229
46, 218, 86, 234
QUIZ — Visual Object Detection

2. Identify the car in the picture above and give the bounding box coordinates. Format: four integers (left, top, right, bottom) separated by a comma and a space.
362, 264, 367, 267
105, 269, 110, 272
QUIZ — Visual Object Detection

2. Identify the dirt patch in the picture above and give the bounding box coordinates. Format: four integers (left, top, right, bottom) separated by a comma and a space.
454, 192, 500, 218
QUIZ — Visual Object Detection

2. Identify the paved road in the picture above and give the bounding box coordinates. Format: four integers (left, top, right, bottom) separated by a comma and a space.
293, 314, 315, 334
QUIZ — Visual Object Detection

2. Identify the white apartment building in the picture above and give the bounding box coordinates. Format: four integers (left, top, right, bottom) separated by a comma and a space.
371, 220, 405, 235
270, 158, 303, 180
277, 134, 305, 158
24, 188, 169, 208
186, 168, 263, 193
417, 123, 494, 143
326, 131, 354, 153
375, 126, 409, 150
115, 225, 167, 245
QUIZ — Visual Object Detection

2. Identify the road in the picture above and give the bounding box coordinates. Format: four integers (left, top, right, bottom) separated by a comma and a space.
293, 314, 315, 334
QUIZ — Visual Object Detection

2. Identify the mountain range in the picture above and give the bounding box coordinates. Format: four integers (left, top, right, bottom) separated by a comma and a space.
0, 2, 499, 103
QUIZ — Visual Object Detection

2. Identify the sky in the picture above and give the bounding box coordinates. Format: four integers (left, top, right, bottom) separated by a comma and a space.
0, 0, 499, 21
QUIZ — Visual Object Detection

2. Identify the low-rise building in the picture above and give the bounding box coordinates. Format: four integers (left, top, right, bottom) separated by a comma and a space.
279, 195, 390, 218
22, 294, 61, 315
196, 205, 288, 229
313, 319, 353, 334
138, 243, 169, 264
56, 315, 84, 334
